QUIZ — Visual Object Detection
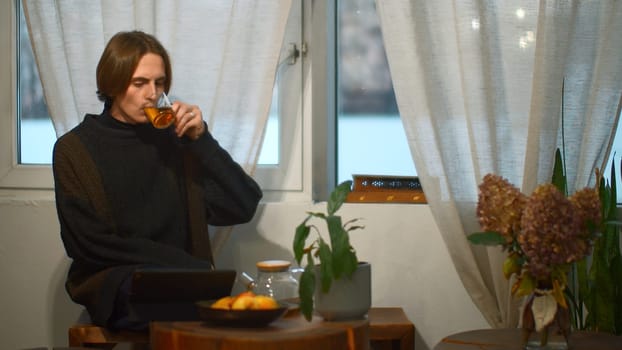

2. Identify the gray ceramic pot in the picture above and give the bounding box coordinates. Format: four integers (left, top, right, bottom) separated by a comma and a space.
314, 262, 371, 321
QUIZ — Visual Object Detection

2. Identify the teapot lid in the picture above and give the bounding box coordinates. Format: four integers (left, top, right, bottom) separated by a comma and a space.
256, 260, 291, 272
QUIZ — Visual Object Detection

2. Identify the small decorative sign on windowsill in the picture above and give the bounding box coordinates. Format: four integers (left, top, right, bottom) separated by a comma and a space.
346, 175, 427, 204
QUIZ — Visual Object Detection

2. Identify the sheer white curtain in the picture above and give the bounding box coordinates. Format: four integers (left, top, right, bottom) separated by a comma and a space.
376, 1, 622, 327
23, 0, 292, 253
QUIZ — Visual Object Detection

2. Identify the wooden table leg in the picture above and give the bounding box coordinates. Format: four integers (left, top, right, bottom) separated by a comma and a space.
368, 307, 415, 350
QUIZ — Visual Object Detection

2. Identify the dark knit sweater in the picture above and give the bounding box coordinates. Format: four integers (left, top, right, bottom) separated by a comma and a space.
52, 111, 262, 326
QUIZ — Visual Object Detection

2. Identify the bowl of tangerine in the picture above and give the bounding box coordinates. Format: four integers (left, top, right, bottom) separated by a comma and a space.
196, 291, 288, 327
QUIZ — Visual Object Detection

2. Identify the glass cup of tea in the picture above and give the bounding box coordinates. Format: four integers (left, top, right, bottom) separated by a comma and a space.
144, 92, 175, 129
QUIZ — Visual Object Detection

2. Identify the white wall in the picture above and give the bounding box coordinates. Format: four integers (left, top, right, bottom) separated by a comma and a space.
0, 195, 488, 350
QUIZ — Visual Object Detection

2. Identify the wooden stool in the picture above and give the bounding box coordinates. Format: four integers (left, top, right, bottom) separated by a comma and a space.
68, 324, 149, 349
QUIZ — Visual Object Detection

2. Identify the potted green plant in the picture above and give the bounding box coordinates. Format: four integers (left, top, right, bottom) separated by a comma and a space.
293, 180, 371, 321
566, 156, 622, 335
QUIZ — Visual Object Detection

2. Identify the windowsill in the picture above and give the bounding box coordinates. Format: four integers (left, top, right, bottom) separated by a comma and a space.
345, 175, 427, 204
0, 188, 55, 202
0, 176, 430, 205
346, 191, 427, 204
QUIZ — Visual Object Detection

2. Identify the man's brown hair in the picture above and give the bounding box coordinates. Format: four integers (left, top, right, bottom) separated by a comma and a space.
96, 31, 172, 107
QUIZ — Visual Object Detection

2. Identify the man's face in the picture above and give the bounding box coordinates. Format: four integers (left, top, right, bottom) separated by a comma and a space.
110, 53, 166, 125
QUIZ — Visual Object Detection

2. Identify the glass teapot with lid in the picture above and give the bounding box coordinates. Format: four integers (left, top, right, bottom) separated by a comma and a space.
241, 260, 301, 302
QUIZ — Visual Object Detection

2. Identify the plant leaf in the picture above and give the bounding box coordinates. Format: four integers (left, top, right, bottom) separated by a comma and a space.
299, 256, 316, 321
531, 293, 558, 332
327, 215, 358, 279
502, 255, 521, 279
318, 239, 333, 292
341, 249, 358, 278
552, 279, 567, 309
308, 211, 327, 220
327, 215, 346, 252
515, 273, 535, 297
576, 258, 588, 307
610, 158, 618, 220
552, 148, 567, 196
612, 254, 622, 334
293, 218, 311, 265
343, 217, 365, 232
586, 240, 616, 333
564, 286, 584, 330
599, 177, 612, 223
327, 180, 352, 216
467, 231, 506, 246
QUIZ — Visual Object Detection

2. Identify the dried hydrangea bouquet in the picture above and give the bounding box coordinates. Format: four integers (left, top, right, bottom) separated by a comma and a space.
468, 171, 601, 349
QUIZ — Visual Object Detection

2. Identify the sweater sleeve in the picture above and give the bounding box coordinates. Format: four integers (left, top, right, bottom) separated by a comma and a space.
185, 127, 263, 226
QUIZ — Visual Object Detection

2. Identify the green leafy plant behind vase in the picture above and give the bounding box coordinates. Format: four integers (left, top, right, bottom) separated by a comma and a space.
293, 180, 363, 321
567, 156, 622, 334
546, 80, 622, 334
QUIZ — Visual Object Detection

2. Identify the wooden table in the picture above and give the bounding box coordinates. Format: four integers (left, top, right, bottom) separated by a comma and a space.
151, 313, 369, 350
434, 328, 622, 350
368, 307, 415, 350
150, 307, 415, 350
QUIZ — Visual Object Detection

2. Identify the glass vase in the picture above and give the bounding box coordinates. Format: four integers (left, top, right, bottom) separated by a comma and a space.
521, 292, 570, 350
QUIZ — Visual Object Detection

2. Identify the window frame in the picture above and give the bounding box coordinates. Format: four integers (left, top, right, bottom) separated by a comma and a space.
0, 0, 54, 190
253, 0, 305, 195
309, 0, 337, 201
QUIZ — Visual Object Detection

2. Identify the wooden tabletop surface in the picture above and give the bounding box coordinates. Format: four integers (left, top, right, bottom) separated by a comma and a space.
150, 312, 370, 350
434, 328, 622, 350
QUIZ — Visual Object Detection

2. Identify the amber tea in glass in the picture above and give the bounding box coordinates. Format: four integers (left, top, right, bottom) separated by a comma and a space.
144, 92, 175, 129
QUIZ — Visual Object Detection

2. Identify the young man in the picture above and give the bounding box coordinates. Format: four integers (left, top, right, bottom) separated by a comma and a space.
52, 31, 262, 330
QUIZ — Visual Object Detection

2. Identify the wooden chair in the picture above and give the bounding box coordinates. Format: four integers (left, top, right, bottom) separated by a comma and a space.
67, 324, 149, 349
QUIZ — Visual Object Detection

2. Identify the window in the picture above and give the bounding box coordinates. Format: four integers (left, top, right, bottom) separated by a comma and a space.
4, 0, 621, 201
7, 0, 417, 196
2, 0, 420, 196
3, 0, 303, 193
253, 1, 304, 193
336, 0, 416, 184
0, 0, 54, 189
15, 1, 294, 169
18, 0, 55, 165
